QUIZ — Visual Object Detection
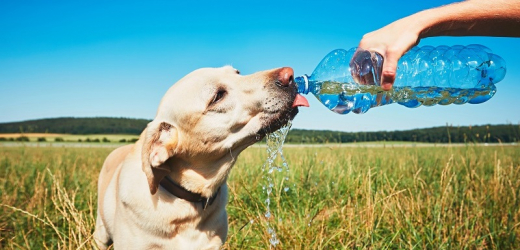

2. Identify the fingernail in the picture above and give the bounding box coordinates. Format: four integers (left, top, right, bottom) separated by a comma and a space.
382, 82, 393, 91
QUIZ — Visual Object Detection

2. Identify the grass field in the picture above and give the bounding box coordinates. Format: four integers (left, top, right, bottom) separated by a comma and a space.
1, 144, 519, 249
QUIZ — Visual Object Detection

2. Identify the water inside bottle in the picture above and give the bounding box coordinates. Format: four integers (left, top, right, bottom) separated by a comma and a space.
314, 81, 496, 114
262, 120, 292, 247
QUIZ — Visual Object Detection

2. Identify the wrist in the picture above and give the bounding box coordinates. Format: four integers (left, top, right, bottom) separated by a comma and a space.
410, 8, 443, 39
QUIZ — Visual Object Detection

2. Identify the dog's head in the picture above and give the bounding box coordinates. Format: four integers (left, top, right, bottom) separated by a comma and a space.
140, 66, 308, 194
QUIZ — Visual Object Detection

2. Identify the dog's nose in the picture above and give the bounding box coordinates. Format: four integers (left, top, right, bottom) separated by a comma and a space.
276, 67, 294, 88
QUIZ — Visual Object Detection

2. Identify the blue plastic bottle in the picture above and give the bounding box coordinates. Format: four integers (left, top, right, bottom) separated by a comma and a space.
295, 45, 506, 114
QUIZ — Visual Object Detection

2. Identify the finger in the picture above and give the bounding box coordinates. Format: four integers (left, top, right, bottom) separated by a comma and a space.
350, 49, 377, 85
381, 53, 399, 90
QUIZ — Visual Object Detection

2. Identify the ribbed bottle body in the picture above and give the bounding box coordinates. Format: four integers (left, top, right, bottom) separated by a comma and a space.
295, 45, 506, 114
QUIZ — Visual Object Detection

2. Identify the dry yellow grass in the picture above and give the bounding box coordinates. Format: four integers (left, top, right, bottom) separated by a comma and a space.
0, 133, 65, 138
0, 133, 139, 143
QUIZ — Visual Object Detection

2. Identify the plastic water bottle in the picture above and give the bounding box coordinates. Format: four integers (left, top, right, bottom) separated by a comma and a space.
295, 45, 506, 114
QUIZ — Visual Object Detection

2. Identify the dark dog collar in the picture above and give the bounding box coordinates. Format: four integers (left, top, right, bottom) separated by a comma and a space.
160, 175, 220, 210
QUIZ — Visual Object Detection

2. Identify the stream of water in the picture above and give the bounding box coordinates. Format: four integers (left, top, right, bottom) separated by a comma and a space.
262, 120, 292, 248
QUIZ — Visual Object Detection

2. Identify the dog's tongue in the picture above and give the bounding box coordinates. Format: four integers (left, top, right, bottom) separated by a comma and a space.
292, 94, 309, 108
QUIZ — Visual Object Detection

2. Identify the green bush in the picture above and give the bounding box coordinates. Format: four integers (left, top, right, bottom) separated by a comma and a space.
54, 137, 64, 142
37, 137, 47, 142
16, 136, 29, 142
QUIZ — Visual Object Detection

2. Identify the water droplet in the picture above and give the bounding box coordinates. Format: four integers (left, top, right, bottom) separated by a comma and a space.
269, 237, 280, 246
284, 187, 289, 192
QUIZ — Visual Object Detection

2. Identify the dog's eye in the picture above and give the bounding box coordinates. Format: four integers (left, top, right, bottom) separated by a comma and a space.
210, 89, 227, 105
235, 70, 240, 75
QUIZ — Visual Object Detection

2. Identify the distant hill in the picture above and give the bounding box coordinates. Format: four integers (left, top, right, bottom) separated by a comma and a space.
0, 117, 150, 135
0, 117, 518, 143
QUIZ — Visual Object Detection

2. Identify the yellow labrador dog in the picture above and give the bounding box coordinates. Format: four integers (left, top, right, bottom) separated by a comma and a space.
94, 66, 309, 249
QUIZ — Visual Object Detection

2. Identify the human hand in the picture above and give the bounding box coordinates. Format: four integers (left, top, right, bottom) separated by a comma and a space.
353, 16, 422, 90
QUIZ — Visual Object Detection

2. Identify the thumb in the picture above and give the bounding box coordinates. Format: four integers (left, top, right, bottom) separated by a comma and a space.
381, 53, 399, 91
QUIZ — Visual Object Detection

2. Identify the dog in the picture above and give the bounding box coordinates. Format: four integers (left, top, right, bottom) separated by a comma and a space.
94, 66, 309, 249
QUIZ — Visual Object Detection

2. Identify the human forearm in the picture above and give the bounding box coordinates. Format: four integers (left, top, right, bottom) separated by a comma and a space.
417, 0, 520, 38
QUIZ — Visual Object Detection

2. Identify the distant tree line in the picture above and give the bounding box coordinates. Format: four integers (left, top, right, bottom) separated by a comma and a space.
285, 124, 520, 144
0, 117, 150, 135
0, 117, 518, 143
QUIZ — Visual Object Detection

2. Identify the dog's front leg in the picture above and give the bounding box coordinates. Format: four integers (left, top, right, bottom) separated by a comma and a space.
93, 213, 112, 250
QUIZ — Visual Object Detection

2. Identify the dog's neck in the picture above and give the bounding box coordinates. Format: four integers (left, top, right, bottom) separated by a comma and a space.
163, 155, 236, 198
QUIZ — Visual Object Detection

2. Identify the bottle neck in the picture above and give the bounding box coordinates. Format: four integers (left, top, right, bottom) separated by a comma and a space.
294, 75, 310, 94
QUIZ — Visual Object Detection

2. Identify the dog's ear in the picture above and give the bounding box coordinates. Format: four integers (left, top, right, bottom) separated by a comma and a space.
141, 121, 178, 195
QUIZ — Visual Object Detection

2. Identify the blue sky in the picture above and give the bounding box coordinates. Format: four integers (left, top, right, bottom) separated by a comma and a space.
1, 0, 519, 132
